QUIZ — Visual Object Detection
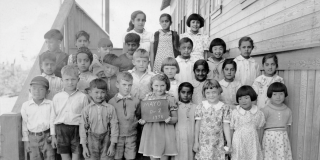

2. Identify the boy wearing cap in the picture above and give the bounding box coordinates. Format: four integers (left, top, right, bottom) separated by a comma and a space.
118, 33, 140, 72
40, 29, 68, 78
108, 71, 141, 160
21, 76, 55, 160
50, 65, 89, 160
102, 54, 121, 101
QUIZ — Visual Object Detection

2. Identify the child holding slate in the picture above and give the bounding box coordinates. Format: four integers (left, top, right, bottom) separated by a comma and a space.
138, 73, 178, 160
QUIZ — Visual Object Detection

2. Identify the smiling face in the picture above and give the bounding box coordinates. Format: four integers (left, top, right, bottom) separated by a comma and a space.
211, 45, 224, 59
270, 92, 285, 107
163, 66, 178, 79
132, 13, 146, 31
41, 59, 56, 75
132, 57, 149, 72
77, 53, 91, 73
204, 87, 220, 103
160, 16, 171, 30
116, 79, 133, 97
103, 63, 118, 78
238, 95, 253, 110
179, 42, 193, 59
194, 65, 208, 82
223, 64, 236, 81
126, 42, 139, 55
263, 58, 277, 77
152, 80, 167, 96
30, 84, 48, 101
88, 87, 106, 104
239, 41, 253, 59
62, 74, 79, 92
179, 87, 193, 103
75, 36, 89, 49
190, 20, 200, 33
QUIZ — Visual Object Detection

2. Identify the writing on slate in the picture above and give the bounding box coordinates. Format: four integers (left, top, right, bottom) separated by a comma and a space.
141, 99, 170, 122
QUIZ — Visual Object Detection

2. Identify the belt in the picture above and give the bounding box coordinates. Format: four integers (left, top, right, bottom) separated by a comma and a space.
29, 129, 50, 136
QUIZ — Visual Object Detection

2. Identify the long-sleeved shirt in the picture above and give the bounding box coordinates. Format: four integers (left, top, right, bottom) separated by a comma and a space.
50, 90, 89, 135
234, 55, 260, 86
108, 93, 140, 137
21, 99, 52, 141
128, 68, 155, 100
79, 101, 119, 144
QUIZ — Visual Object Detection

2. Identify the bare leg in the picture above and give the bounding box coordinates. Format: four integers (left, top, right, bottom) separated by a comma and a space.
150, 157, 160, 160
60, 154, 71, 160
71, 153, 80, 160
161, 155, 169, 160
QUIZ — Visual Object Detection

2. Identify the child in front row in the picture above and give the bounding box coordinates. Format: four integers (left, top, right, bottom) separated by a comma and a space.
102, 54, 121, 101
219, 59, 242, 109
128, 48, 155, 100
39, 51, 63, 100
207, 38, 226, 81
192, 60, 210, 105
108, 72, 141, 160
230, 85, 265, 160
80, 79, 119, 160
50, 65, 89, 160
138, 73, 178, 160
261, 82, 292, 159
76, 47, 98, 93
118, 33, 140, 72
161, 57, 180, 101
234, 36, 260, 86
174, 82, 196, 160
175, 37, 195, 84
193, 79, 232, 160
252, 54, 284, 109
21, 76, 55, 160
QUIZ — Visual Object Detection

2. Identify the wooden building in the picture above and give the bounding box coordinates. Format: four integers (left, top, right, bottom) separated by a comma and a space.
161, 0, 320, 159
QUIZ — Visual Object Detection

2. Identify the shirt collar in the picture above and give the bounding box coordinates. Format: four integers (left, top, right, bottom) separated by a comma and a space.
202, 100, 224, 110
130, 67, 151, 75
219, 79, 230, 88
188, 30, 202, 36
88, 101, 109, 107
62, 89, 79, 96
235, 55, 255, 62
170, 80, 179, 85
207, 57, 225, 64
236, 105, 258, 115
116, 93, 132, 102
159, 29, 172, 35
176, 56, 193, 63
41, 73, 56, 78
267, 102, 287, 111
29, 99, 50, 106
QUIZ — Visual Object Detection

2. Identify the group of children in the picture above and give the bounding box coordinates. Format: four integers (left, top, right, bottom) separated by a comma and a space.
21, 10, 293, 160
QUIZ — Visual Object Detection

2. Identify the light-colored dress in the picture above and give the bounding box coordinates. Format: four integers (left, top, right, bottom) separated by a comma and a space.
233, 55, 260, 86
252, 74, 284, 109
219, 79, 242, 109
194, 101, 231, 160
168, 79, 180, 101
180, 31, 209, 61
153, 30, 175, 73
230, 105, 265, 160
207, 57, 225, 81
175, 56, 196, 84
192, 80, 206, 105
174, 102, 197, 160
138, 93, 178, 158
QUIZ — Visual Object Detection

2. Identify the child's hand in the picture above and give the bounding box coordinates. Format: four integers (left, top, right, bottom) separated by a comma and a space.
107, 144, 116, 156
51, 136, 57, 148
24, 142, 30, 152
165, 117, 171, 123
138, 119, 146, 125
83, 146, 90, 158
193, 142, 199, 153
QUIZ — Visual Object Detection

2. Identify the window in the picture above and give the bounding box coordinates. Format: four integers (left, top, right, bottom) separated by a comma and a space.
210, 0, 222, 20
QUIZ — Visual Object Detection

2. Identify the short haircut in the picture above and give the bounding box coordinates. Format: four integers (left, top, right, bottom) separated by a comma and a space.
202, 79, 223, 97
40, 51, 56, 63
149, 73, 170, 91
209, 38, 227, 53
159, 13, 172, 24
133, 48, 149, 59
178, 82, 194, 94
179, 37, 193, 48
222, 59, 237, 71
238, 36, 254, 47
88, 78, 108, 91
193, 59, 209, 73
262, 54, 279, 68
44, 29, 63, 41
125, 33, 140, 44
160, 57, 180, 74
236, 85, 257, 103
61, 65, 79, 77
103, 54, 119, 65
186, 13, 204, 28
76, 47, 93, 64
117, 71, 133, 83
75, 30, 90, 41
267, 82, 288, 98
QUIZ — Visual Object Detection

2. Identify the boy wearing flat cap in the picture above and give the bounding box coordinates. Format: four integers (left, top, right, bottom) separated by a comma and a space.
40, 29, 68, 78
21, 76, 56, 160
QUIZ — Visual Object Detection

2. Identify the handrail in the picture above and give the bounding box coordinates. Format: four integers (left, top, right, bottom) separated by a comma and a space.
11, 0, 75, 113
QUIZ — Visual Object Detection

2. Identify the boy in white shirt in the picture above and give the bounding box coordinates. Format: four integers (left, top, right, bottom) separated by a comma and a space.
175, 37, 195, 84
